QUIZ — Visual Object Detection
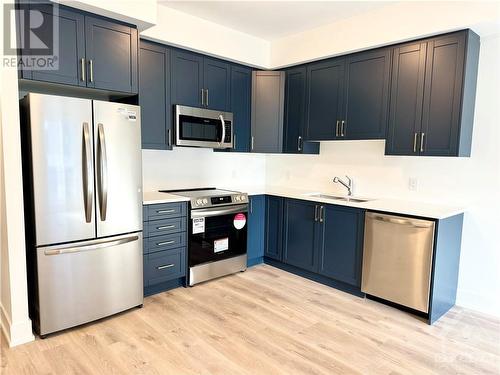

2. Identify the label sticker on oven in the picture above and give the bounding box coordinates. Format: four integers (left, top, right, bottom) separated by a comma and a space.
233, 213, 247, 230
214, 238, 229, 253
192, 217, 205, 234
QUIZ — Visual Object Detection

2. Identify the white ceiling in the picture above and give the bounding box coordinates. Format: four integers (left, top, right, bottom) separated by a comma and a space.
158, 1, 392, 41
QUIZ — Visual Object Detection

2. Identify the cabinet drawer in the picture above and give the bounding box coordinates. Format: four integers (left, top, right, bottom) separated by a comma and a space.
145, 217, 186, 238
145, 202, 186, 221
144, 248, 186, 286
144, 232, 186, 254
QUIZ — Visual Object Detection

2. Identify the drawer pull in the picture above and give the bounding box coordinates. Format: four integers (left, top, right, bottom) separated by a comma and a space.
157, 209, 175, 214
157, 264, 174, 270
156, 240, 175, 246
157, 225, 176, 230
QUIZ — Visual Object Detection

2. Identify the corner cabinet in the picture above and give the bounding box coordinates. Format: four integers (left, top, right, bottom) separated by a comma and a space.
18, 3, 138, 94
386, 30, 480, 156
139, 40, 172, 150
230, 65, 252, 152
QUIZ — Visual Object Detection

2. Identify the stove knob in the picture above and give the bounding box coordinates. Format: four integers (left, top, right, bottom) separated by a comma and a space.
235, 196, 240, 202
203, 198, 208, 204
196, 199, 203, 206
240, 195, 246, 201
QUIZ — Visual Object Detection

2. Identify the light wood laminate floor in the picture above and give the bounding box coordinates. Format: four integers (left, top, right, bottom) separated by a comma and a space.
1, 264, 499, 374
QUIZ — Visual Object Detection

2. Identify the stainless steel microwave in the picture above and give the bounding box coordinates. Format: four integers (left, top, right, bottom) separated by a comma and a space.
175, 105, 233, 149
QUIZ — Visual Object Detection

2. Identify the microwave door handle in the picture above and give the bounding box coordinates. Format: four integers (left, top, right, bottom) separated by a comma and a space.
218, 114, 226, 145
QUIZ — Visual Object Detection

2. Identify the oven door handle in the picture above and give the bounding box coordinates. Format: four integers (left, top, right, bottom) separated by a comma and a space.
191, 204, 248, 219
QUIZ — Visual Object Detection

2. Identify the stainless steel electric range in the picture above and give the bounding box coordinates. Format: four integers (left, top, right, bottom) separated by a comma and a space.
160, 188, 248, 286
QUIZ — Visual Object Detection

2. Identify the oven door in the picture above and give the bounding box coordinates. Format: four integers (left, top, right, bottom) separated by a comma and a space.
175, 105, 233, 149
189, 204, 247, 267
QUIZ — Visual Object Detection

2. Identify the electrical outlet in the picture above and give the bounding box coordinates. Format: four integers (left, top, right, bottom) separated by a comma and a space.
409, 177, 418, 191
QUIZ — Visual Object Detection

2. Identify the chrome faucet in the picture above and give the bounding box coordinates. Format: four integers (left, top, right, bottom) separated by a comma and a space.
333, 175, 353, 196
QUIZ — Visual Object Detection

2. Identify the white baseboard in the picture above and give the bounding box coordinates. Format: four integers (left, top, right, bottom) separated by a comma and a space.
0, 303, 34, 347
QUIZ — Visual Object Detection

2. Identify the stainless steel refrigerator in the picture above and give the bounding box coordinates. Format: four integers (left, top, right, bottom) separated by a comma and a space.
21, 93, 143, 336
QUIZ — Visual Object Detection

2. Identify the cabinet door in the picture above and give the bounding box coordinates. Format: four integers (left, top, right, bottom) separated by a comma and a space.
264, 196, 284, 261
284, 67, 306, 153
29, 5, 86, 86
282, 199, 319, 272
247, 195, 265, 264
343, 49, 391, 140
230, 65, 252, 152
420, 34, 466, 156
251, 71, 285, 153
318, 205, 364, 286
85, 16, 138, 93
204, 58, 230, 111
306, 58, 345, 140
171, 49, 204, 107
386, 42, 427, 155
139, 41, 171, 150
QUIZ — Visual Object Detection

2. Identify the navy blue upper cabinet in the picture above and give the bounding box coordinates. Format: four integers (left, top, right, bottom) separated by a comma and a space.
85, 16, 138, 93
282, 199, 319, 272
284, 67, 320, 154
343, 49, 391, 140
386, 30, 479, 156
247, 195, 265, 266
318, 205, 364, 286
306, 58, 345, 140
139, 40, 171, 150
203, 58, 230, 111
230, 65, 252, 152
171, 49, 204, 107
26, 4, 86, 86
264, 196, 284, 261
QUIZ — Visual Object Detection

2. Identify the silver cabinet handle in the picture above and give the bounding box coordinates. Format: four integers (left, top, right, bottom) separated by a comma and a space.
341, 120, 346, 137
413, 133, 419, 153
157, 240, 175, 246
97, 123, 108, 221
298, 136, 302, 151
314, 205, 319, 222
251, 136, 255, 151
89, 59, 94, 83
335, 120, 340, 137
44, 235, 139, 256
157, 225, 175, 230
205, 89, 209, 107
82, 122, 93, 223
233, 133, 237, 149
80, 58, 86, 82
168, 129, 172, 147
157, 264, 174, 270
157, 209, 175, 214
219, 114, 226, 145
200, 89, 204, 106
420, 132, 425, 152
319, 206, 324, 223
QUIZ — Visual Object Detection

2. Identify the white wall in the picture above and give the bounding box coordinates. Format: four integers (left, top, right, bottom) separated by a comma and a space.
142, 148, 266, 193
265, 34, 500, 317
140, 4, 270, 68
271, 1, 500, 68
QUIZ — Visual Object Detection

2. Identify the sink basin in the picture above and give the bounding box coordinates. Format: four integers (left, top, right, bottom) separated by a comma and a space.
308, 193, 372, 203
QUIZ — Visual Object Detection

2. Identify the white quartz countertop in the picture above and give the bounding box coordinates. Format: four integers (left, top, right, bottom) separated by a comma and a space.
143, 191, 190, 205
144, 187, 465, 219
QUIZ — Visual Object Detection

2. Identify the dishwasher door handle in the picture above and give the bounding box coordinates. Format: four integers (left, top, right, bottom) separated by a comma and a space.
369, 213, 434, 228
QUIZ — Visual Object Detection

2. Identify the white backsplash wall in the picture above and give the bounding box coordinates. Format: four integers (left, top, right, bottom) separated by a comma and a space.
142, 147, 266, 192
266, 34, 500, 318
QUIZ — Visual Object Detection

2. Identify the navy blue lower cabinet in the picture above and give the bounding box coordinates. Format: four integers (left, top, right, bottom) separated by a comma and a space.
317, 205, 364, 286
282, 199, 319, 272
247, 195, 265, 266
264, 196, 284, 261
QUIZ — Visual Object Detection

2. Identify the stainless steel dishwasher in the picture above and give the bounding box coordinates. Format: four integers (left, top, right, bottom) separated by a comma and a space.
361, 212, 435, 313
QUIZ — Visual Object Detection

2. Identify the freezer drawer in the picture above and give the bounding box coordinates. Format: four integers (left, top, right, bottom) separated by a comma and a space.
361, 212, 435, 313
36, 233, 143, 335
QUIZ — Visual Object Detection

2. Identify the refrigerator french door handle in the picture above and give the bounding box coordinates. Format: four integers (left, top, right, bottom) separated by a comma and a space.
97, 123, 108, 221
43, 235, 139, 256
82, 122, 93, 223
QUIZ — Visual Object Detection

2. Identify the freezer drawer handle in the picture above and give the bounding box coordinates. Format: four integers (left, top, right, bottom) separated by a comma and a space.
157, 225, 176, 230
82, 122, 93, 223
157, 240, 175, 246
97, 123, 108, 221
44, 235, 139, 256
157, 264, 174, 270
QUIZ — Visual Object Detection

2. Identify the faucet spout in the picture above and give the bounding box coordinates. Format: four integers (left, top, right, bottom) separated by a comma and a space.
333, 175, 353, 196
